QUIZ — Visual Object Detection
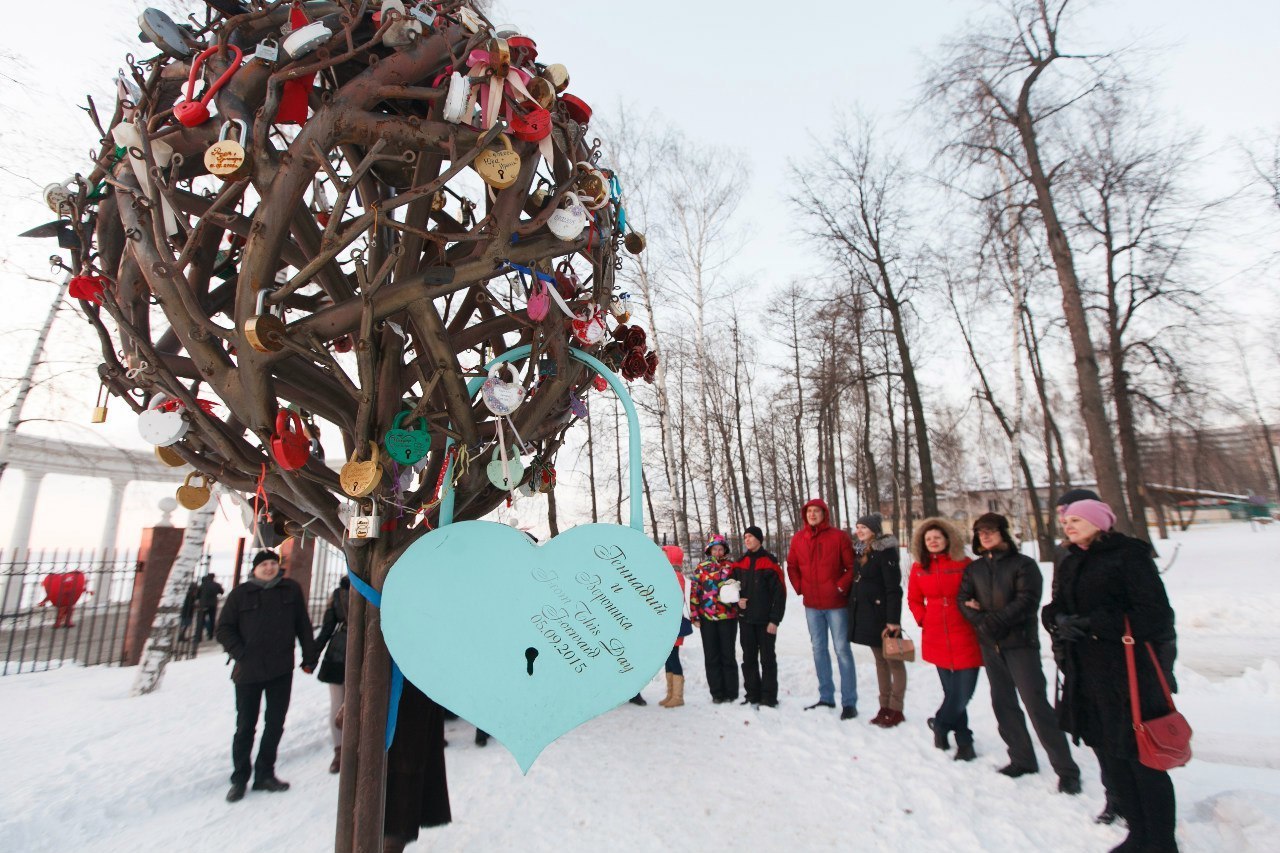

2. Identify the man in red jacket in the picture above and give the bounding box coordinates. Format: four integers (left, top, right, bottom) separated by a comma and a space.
786, 498, 858, 718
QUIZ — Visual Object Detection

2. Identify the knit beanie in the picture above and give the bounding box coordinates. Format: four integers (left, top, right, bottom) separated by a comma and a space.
252, 549, 280, 568
855, 514, 883, 536
1056, 488, 1101, 508
744, 525, 764, 543
1062, 499, 1116, 532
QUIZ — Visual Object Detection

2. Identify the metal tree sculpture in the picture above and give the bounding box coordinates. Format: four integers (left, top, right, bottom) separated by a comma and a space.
38, 2, 649, 848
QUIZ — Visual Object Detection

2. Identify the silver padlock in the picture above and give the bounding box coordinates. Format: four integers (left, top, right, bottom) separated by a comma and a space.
409, 2, 437, 25
253, 38, 279, 64
346, 502, 382, 541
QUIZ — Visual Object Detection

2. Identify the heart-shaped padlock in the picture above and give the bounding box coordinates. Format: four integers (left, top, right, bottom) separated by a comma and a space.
547, 193, 588, 241
543, 63, 570, 93
486, 446, 525, 491
270, 410, 311, 471
384, 411, 431, 465
571, 307, 608, 345
138, 396, 189, 446
155, 444, 186, 468
569, 393, 588, 419
481, 363, 525, 416
244, 289, 287, 353
176, 472, 213, 510
474, 134, 521, 189
204, 119, 250, 181
575, 165, 609, 209
340, 442, 383, 498
527, 277, 550, 321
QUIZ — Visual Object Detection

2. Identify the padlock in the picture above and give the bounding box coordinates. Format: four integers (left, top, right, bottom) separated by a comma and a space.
244, 289, 287, 353
138, 8, 196, 58
507, 100, 550, 142
281, 19, 334, 59
43, 179, 76, 214
624, 230, 647, 254
138, 396, 189, 446
527, 276, 550, 321
382, 0, 423, 48
569, 393, 588, 419
253, 38, 279, 64
575, 164, 609, 209
340, 442, 383, 498
91, 383, 109, 424
486, 37, 511, 77
457, 6, 485, 33
486, 445, 525, 491
560, 94, 592, 126
572, 307, 608, 346
173, 44, 244, 128
610, 292, 633, 324
441, 72, 469, 124
69, 274, 107, 305
507, 34, 537, 65
270, 409, 311, 471
383, 411, 431, 465
544, 63, 570, 93
547, 192, 588, 241
481, 363, 525, 415
526, 76, 556, 109
204, 119, 250, 181
592, 374, 609, 393
255, 508, 288, 548
537, 358, 556, 377
176, 472, 213, 510
346, 501, 382, 541
409, 2, 437, 26
155, 444, 186, 467
474, 134, 521, 190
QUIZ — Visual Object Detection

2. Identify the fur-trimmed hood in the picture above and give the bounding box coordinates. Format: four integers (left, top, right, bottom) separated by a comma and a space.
911, 517, 965, 564
869, 533, 899, 552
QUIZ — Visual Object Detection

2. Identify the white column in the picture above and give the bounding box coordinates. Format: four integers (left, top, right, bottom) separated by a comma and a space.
98, 478, 128, 555
2, 470, 45, 613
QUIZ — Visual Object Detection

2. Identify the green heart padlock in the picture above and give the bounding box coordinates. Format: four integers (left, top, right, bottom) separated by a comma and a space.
384, 411, 431, 465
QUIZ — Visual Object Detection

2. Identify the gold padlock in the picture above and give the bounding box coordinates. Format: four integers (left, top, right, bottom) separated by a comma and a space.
204, 119, 250, 181
486, 37, 511, 78
340, 441, 383, 498
624, 230, 647, 254
544, 63, 569, 93
244, 288, 287, 353
176, 471, 213, 510
474, 134, 521, 190
155, 444, 186, 468
526, 76, 556, 109
91, 383, 109, 424
575, 165, 609, 209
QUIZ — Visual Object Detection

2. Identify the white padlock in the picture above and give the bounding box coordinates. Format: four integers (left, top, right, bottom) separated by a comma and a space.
547, 192, 588, 241
137, 395, 189, 447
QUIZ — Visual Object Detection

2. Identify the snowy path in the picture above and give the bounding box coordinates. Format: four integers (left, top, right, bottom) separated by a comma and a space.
1, 525, 1278, 852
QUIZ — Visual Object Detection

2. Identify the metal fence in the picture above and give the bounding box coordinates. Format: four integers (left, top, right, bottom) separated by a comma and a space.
0, 548, 209, 676
309, 541, 349, 626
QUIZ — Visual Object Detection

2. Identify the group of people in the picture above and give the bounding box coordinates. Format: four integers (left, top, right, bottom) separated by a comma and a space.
210, 488, 1179, 852
675, 491, 1179, 852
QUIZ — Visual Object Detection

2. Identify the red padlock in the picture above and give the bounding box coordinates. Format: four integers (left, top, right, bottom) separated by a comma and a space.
174, 44, 244, 127
592, 374, 608, 392
560, 93, 592, 125
69, 274, 107, 305
508, 35, 537, 66
278, 5, 317, 125
270, 410, 311, 470
507, 99, 551, 142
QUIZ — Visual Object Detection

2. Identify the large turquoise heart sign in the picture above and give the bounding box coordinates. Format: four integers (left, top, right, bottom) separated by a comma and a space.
382, 520, 681, 773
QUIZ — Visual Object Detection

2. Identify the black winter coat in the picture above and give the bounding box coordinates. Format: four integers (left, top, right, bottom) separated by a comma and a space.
846, 535, 902, 647
1042, 532, 1176, 758
216, 578, 318, 684
730, 550, 786, 625
315, 585, 349, 684
958, 547, 1044, 650
198, 576, 224, 608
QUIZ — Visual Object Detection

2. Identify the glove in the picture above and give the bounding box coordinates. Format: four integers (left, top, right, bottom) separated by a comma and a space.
1054, 614, 1090, 643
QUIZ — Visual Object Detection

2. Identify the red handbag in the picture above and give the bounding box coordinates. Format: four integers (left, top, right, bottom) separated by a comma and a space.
1124, 617, 1192, 771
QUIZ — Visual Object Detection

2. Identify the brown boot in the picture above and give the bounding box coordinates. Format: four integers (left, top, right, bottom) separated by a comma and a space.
665, 674, 685, 708
328, 747, 341, 774
657, 672, 675, 707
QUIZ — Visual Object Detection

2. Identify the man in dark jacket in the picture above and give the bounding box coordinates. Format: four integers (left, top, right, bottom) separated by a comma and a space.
959, 513, 1081, 794
731, 525, 786, 707
197, 572, 225, 641
216, 550, 318, 803
786, 498, 857, 717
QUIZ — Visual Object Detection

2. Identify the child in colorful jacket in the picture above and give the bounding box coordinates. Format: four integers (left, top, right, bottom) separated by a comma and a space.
690, 535, 740, 703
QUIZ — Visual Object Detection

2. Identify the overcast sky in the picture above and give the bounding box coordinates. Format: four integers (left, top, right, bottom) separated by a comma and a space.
0, 0, 1275, 552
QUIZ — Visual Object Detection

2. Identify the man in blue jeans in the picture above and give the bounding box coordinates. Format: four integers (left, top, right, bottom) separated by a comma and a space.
786, 498, 858, 719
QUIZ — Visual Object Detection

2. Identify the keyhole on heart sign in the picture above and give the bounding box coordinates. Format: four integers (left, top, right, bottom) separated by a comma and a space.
498, 168, 505, 180
525, 646, 538, 676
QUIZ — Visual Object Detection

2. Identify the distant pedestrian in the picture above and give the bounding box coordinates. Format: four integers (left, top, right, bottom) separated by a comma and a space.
197, 572, 224, 641
908, 517, 982, 760
786, 498, 858, 719
848, 514, 906, 727
959, 512, 1081, 793
731, 525, 786, 708
657, 544, 690, 709
215, 550, 317, 803
313, 577, 350, 774
179, 582, 198, 641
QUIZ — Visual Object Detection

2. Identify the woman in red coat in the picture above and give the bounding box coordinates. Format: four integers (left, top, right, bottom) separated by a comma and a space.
908, 517, 983, 761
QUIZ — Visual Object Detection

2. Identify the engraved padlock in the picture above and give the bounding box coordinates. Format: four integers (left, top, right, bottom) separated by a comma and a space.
244, 289, 287, 353
340, 442, 383, 498
547, 192, 588, 241
474, 134, 521, 190
346, 501, 382, 541
204, 119, 250, 181
176, 471, 213, 510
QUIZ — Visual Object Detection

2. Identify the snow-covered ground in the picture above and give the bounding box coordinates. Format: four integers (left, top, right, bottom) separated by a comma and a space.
2, 524, 1278, 852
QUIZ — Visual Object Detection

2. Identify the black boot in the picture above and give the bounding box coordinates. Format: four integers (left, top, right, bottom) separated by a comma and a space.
804, 700, 835, 711
475, 729, 489, 747
226, 782, 246, 803
628, 693, 647, 706
252, 776, 290, 792
954, 742, 976, 762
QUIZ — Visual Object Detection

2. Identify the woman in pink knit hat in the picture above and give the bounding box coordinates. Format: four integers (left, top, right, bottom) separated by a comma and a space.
1042, 499, 1180, 852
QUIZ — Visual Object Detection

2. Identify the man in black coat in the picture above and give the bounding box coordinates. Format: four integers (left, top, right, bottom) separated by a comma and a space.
196, 572, 225, 641
215, 550, 318, 803
959, 513, 1081, 794
730, 525, 786, 707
